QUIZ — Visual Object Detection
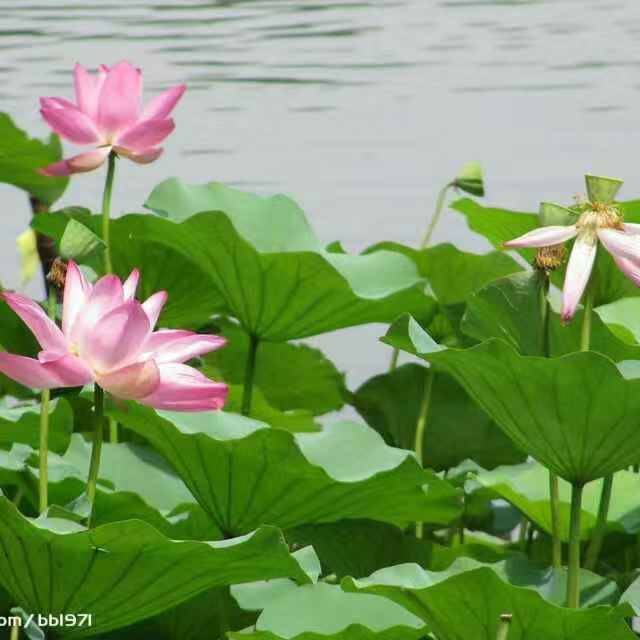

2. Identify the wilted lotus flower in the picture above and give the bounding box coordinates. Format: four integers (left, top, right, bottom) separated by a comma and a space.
505, 176, 640, 321
0, 262, 227, 411
40, 61, 185, 176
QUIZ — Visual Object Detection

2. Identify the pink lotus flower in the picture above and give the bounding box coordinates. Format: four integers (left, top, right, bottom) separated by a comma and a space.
505, 204, 640, 321
0, 262, 227, 411
39, 61, 186, 176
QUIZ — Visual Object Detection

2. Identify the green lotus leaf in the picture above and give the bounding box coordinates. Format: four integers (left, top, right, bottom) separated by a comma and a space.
353, 363, 524, 471
383, 316, 640, 484
473, 460, 640, 540
111, 586, 255, 640
31, 208, 224, 330
0, 397, 72, 453
0, 113, 68, 205
452, 197, 640, 306
140, 178, 429, 340
345, 566, 633, 639
596, 297, 640, 343
462, 269, 640, 361
224, 386, 320, 433
0, 497, 308, 638
24, 435, 215, 539
366, 241, 520, 344
204, 319, 345, 416
59, 219, 105, 261
229, 582, 427, 640
286, 519, 515, 580
110, 405, 462, 537
0, 298, 39, 398
348, 554, 618, 608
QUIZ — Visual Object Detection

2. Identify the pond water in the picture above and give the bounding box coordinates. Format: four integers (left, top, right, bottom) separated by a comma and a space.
2, 0, 639, 388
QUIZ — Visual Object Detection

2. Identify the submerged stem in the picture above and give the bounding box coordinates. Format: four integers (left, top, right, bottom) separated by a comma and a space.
86, 384, 105, 527
414, 369, 434, 539
389, 182, 452, 371
38, 287, 57, 514
101, 151, 117, 275
566, 483, 583, 608
584, 474, 614, 570
241, 334, 259, 416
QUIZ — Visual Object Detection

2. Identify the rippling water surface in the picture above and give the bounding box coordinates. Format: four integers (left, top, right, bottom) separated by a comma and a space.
1, 0, 639, 385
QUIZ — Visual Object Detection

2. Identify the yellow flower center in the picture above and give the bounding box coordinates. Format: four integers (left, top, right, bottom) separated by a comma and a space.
576, 203, 622, 243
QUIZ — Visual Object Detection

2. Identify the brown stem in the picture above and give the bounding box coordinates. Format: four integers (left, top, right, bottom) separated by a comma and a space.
29, 197, 58, 295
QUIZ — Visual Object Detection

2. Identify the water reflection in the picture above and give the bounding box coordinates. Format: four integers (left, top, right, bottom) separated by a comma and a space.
1, 0, 639, 385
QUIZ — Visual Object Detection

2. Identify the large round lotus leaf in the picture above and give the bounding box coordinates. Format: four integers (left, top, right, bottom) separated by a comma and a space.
345, 566, 634, 640
353, 363, 524, 471
347, 555, 618, 608
0, 497, 308, 638
384, 316, 640, 485
0, 112, 68, 205
230, 579, 426, 640
110, 405, 462, 538
140, 178, 429, 339
0, 397, 72, 454
22, 435, 215, 539
473, 461, 640, 540
204, 318, 345, 416
462, 270, 640, 362
32, 208, 223, 330
451, 197, 640, 307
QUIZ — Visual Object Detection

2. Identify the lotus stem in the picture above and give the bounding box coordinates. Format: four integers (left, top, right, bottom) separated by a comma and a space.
86, 384, 105, 527
496, 613, 512, 640
579, 289, 593, 352
100, 150, 119, 444
566, 483, 583, 607
10, 619, 18, 640
241, 334, 259, 416
578, 286, 613, 571
420, 182, 452, 250
101, 150, 116, 275
12, 487, 24, 507
518, 516, 528, 550
389, 181, 452, 371
414, 369, 434, 539
549, 473, 562, 567
539, 280, 561, 567
38, 287, 57, 514
584, 474, 614, 570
